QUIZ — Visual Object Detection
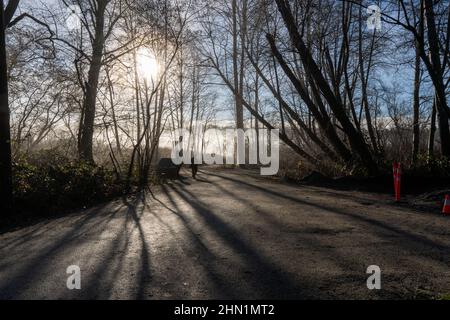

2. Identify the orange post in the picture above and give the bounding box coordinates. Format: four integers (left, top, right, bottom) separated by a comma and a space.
443, 195, 450, 215
393, 162, 401, 202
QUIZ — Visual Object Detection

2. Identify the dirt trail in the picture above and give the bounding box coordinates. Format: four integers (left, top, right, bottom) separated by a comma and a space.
0, 168, 449, 299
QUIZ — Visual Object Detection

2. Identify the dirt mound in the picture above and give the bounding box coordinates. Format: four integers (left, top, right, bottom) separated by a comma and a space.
410, 189, 450, 212
417, 189, 450, 202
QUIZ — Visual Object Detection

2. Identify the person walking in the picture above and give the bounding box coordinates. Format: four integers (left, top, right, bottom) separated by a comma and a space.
191, 156, 198, 179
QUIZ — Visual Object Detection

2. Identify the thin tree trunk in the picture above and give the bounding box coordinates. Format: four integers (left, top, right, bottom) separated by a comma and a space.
272, 57, 285, 134
133, 48, 142, 179
106, 69, 122, 158
412, 46, 421, 165
428, 96, 437, 161
254, 71, 260, 160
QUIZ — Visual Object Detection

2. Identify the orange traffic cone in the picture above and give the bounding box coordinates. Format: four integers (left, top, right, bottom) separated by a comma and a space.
443, 195, 450, 215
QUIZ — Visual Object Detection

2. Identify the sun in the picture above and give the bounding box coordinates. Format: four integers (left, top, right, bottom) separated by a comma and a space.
136, 48, 160, 81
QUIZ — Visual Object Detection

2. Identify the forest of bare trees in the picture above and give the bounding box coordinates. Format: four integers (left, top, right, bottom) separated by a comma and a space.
1, 0, 449, 215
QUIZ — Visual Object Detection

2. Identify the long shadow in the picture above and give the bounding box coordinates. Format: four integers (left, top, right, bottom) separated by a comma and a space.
197, 171, 450, 298
0, 205, 113, 251
166, 181, 318, 299
1, 193, 155, 299
79, 195, 151, 299
0, 221, 59, 252
193, 177, 212, 183
203, 169, 388, 206
205, 171, 450, 260
203, 175, 378, 278
157, 184, 242, 299
121, 193, 152, 299
0, 202, 122, 299
205, 176, 290, 230
80, 210, 132, 299
148, 187, 210, 253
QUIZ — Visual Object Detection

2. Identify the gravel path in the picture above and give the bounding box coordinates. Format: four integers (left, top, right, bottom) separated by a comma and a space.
1, 168, 449, 299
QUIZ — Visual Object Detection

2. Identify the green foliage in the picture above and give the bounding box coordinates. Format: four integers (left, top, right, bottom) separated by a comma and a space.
412, 155, 450, 177
12, 154, 125, 216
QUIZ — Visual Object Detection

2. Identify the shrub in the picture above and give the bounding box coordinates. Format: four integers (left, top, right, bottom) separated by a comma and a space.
12, 154, 125, 216
411, 155, 450, 178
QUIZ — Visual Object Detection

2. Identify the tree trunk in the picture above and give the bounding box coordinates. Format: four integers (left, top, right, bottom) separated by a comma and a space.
0, 2, 13, 213
232, 0, 244, 131
412, 47, 421, 165
78, 0, 107, 163
437, 99, 450, 157
428, 96, 437, 161
106, 68, 122, 158
273, 57, 285, 134
423, 0, 450, 157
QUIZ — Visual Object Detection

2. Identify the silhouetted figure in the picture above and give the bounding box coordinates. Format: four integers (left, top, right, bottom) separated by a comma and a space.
191, 157, 198, 179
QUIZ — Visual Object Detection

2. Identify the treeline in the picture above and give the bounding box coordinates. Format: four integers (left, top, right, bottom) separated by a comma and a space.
199, 0, 450, 176
0, 0, 216, 214
0, 0, 449, 215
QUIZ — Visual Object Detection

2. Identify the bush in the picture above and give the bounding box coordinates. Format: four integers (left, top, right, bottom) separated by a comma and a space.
409, 155, 450, 178
12, 154, 125, 216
